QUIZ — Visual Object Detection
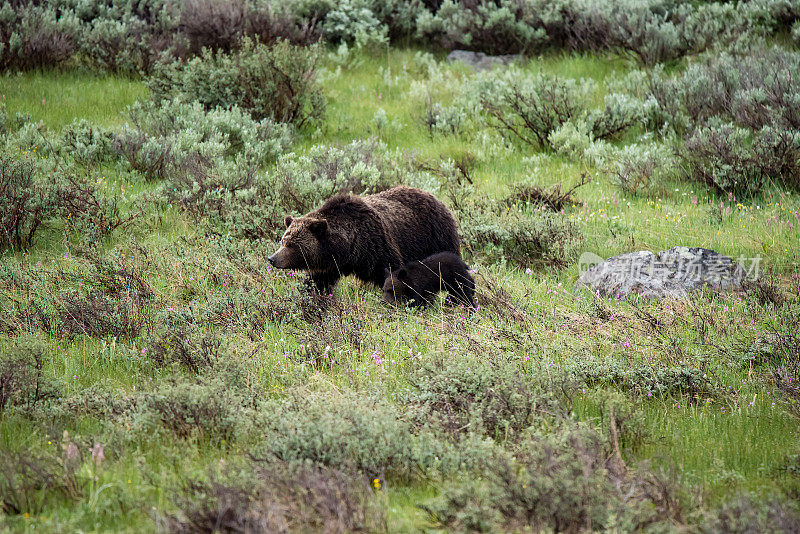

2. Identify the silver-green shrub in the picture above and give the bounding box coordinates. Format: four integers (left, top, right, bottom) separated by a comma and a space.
147, 38, 325, 127
648, 48, 800, 134
0, 4, 81, 70
680, 122, 765, 196
607, 143, 674, 196
60, 119, 116, 166
231, 139, 438, 239
417, 0, 547, 55
460, 69, 641, 150
118, 98, 291, 182
422, 422, 664, 532
323, 0, 388, 47
254, 389, 480, 479
0, 150, 51, 251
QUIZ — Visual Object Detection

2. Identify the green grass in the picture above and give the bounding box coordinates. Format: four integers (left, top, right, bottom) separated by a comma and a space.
1, 70, 146, 130
2, 47, 800, 531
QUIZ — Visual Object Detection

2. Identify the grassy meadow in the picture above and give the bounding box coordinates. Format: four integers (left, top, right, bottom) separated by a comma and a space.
1, 45, 800, 532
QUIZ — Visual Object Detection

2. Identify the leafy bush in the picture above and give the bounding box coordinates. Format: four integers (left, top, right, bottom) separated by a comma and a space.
170, 139, 438, 239
292, 0, 424, 43
437, 159, 582, 268
146, 316, 217, 373
417, 0, 546, 55
681, 122, 762, 195
744, 0, 800, 33
679, 122, 800, 196
148, 38, 325, 126
80, 15, 175, 75
422, 423, 663, 532
254, 389, 473, 479
417, 0, 759, 63
0, 341, 60, 415
136, 378, 249, 444
160, 152, 261, 234
59, 119, 115, 166
402, 356, 568, 441
2, 120, 152, 243
117, 98, 292, 181
1, 249, 155, 339
180, 0, 257, 54
543, 0, 729, 65
421, 99, 467, 136
113, 131, 173, 182
588, 92, 645, 140
0, 4, 81, 70
323, 0, 388, 47
567, 359, 716, 398
705, 495, 800, 533
0, 448, 83, 516
480, 73, 590, 148
202, 286, 300, 334
453, 188, 583, 268
59, 384, 138, 422
0, 150, 51, 251
180, 0, 320, 55
504, 178, 587, 212
0, 0, 792, 74
597, 0, 688, 65
608, 143, 674, 195
0, 105, 30, 139
752, 125, 800, 190
169, 461, 386, 533
52, 289, 151, 339
51, 168, 151, 241
7, 120, 55, 156
468, 70, 640, 150
0, 0, 320, 75
256, 390, 421, 477
369, 0, 428, 40
547, 120, 595, 159
648, 48, 800, 134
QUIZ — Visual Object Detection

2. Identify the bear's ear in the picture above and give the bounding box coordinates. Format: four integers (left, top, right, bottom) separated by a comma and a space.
384, 267, 391, 278
284, 215, 294, 228
308, 218, 328, 235
397, 268, 408, 279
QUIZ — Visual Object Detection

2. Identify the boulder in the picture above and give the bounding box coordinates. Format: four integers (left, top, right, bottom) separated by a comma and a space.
576, 246, 746, 299
446, 50, 521, 71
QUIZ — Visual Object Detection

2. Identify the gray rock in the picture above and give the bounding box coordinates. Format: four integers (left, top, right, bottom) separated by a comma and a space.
446, 50, 521, 71
575, 246, 746, 299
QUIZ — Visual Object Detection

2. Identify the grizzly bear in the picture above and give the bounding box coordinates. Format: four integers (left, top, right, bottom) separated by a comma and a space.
382, 252, 475, 308
268, 186, 460, 293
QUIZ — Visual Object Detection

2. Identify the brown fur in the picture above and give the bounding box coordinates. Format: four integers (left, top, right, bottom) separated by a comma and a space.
382, 252, 475, 308
268, 186, 460, 292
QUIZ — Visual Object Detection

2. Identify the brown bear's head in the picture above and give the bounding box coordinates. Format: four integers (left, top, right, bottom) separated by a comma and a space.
381, 267, 408, 305
268, 215, 329, 270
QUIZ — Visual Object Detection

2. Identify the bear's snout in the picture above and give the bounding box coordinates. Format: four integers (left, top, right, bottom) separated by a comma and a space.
268, 249, 285, 268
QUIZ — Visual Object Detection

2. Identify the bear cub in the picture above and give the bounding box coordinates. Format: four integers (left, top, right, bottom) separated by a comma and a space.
382, 252, 475, 308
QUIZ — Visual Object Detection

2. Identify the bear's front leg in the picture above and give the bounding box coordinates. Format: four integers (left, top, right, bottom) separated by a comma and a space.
305, 270, 340, 294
